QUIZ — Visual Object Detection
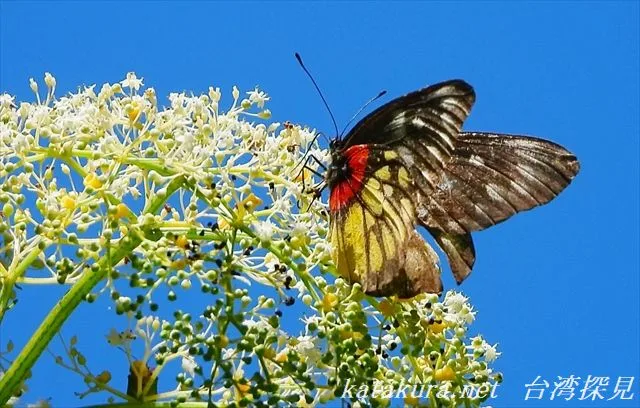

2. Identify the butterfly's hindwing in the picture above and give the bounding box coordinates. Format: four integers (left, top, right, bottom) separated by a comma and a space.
415, 132, 580, 234
427, 228, 475, 284
329, 147, 442, 298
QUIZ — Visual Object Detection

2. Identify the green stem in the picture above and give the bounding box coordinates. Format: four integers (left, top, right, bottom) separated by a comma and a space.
0, 176, 185, 404
0, 234, 141, 402
0, 238, 46, 321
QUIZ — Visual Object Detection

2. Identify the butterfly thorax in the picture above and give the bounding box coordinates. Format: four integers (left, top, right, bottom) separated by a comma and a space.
326, 143, 370, 213
325, 150, 349, 187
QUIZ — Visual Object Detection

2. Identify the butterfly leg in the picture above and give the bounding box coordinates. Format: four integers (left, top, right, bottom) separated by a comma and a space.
303, 155, 327, 195
307, 154, 327, 170
294, 152, 327, 207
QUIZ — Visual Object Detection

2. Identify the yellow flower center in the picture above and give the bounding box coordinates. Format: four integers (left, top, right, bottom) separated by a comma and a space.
434, 366, 456, 381
322, 293, 338, 313
175, 235, 189, 249
115, 203, 129, 219
83, 173, 102, 189
60, 195, 76, 210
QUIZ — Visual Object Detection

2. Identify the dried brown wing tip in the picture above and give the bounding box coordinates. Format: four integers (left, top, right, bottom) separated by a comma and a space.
428, 229, 476, 285
402, 230, 443, 296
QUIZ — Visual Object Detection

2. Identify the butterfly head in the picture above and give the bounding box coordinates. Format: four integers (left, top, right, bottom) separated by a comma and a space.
328, 137, 344, 152
325, 139, 348, 188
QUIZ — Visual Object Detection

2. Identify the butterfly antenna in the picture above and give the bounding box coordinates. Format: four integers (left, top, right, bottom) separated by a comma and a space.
295, 52, 339, 137
339, 90, 387, 138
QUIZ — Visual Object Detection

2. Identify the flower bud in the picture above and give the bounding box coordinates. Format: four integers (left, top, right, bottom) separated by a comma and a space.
29, 78, 38, 94
44, 72, 56, 89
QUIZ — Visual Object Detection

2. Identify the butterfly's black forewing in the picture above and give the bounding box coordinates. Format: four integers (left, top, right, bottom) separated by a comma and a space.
340, 80, 580, 284
343, 80, 475, 150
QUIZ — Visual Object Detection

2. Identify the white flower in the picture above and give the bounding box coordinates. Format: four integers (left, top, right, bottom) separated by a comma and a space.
254, 220, 274, 243
483, 342, 500, 362
290, 222, 308, 239
247, 88, 270, 108
444, 292, 468, 313
461, 305, 476, 324
182, 356, 197, 377
302, 315, 322, 328
120, 72, 143, 91
243, 318, 273, 332
294, 335, 321, 363
232, 367, 245, 382
0, 94, 15, 107
10, 132, 29, 154
471, 335, 484, 349
222, 348, 235, 360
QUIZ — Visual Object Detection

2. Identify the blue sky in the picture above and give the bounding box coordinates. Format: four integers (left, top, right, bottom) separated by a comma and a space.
1, 1, 638, 407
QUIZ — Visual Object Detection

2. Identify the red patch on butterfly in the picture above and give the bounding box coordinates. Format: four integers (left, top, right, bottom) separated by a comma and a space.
329, 145, 370, 213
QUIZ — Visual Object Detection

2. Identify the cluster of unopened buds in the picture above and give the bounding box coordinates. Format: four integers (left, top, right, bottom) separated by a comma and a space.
0, 73, 500, 407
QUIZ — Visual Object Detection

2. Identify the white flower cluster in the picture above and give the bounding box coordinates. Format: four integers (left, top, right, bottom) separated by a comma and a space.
0, 73, 500, 407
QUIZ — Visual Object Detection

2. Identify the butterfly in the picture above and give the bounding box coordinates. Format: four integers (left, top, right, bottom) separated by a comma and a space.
321, 79, 580, 298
